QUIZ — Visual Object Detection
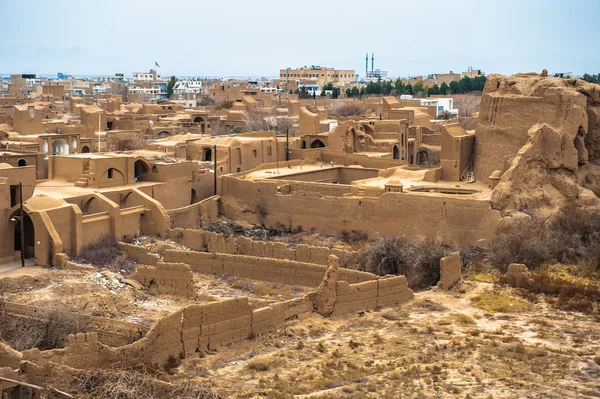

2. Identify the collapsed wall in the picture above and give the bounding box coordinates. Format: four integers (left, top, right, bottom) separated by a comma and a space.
166, 227, 358, 266
7, 255, 413, 373
162, 249, 375, 287
131, 262, 196, 297
474, 73, 600, 212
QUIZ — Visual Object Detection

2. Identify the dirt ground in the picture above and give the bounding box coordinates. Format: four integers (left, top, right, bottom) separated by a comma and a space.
0, 268, 312, 327
172, 281, 600, 399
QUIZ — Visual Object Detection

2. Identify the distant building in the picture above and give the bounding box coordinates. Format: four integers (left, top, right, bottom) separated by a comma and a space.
461, 68, 485, 79
133, 69, 161, 83
279, 66, 356, 89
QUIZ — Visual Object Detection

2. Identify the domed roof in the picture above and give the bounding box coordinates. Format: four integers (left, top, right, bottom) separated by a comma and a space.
0, 163, 13, 169
24, 195, 66, 211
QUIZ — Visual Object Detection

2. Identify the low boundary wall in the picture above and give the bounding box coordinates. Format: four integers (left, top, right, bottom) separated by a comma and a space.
162, 249, 374, 287
166, 228, 358, 266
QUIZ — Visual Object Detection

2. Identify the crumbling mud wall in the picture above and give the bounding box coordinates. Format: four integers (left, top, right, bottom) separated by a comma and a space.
131, 262, 196, 297
438, 252, 462, 290
166, 228, 359, 266
162, 250, 375, 287
333, 276, 413, 316
119, 243, 160, 265
219, 176, 501, 242
17, 272, 413, 370
4, 302, 146, 347
474, 74, 600, 211
167, 195, 219, 229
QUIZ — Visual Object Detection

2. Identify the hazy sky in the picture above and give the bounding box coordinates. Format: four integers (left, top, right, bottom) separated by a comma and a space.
1, 0, 599, 78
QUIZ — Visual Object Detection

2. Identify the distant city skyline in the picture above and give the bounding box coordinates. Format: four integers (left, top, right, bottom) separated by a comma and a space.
1, 0, 599, 78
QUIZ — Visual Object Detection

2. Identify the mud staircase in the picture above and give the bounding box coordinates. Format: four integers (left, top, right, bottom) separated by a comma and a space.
74, 165, 90, 188
460, 155, 476, 184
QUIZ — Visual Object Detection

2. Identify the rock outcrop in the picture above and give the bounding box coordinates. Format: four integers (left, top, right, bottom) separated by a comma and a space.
474, 74, 600, 212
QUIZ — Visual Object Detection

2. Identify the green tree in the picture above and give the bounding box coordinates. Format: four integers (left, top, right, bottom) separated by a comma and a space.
582, 73, 599, 84
439, 82, 449, 95
359, 87, 365, 99
332, 87, 341, 99
383, 80, 394, 95
449, 81, 460, 94
166, 76, 177, 99
458, 76, 472, 93
413, 81, 425, 95
394, 78, 405, 95
322, 88, 328, 97
351, 87, 359, 97
471, 75, 486, 91
405, 84, 413, 95
345, 88, 352, 98
428, 83, 440, 96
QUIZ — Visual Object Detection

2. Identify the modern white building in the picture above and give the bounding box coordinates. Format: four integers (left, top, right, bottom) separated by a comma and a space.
132, 69, 161, 83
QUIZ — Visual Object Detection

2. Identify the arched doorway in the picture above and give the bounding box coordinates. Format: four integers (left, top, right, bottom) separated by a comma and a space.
191, 189, 198, 204
310, 139, 325, 148
157, 131, 170, 139
134, 160, 149, 181
193, 116, 205, 133
393, 145, 400, 160
17, 159, 27, 167
51, 139, 69, 155
81, 146, 90, 153
13, 212, 34, 259
301, 140, 307, 149
203, 147, 212, 162
408, 142, 414, 165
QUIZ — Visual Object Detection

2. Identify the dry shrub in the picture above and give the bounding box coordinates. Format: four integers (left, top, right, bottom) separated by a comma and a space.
354, 235, 453, 289
73, 235, 135, 276
472, 290, 532, 313
488, 205, 600, 271
0, 311, 91, 351
74, 370, 221, 399
340, 230, 368, 245
246, 357, 271, 372
328, 102, 366, 118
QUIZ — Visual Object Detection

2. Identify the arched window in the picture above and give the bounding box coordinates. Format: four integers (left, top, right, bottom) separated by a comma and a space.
17, 159, 27, 167
108, 168, 114, 179
152, 165, 158, 173
81, 146, 90, 153
252, 149, 257, 158
71, 138, 77, 149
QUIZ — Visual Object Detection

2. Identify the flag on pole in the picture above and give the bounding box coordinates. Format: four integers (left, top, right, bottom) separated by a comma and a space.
155, 62, 160, 68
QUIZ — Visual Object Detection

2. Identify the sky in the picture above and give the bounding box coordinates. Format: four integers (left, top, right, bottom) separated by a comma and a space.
1, 0, 599, 78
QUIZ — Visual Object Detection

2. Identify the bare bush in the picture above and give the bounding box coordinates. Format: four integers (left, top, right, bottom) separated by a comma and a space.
43, 312, 92, 349
488, 205, 600, 271
328, 102, 366, 118
74, 370, 222, 399
73, 235, 135, 276
354, 235, 453, 289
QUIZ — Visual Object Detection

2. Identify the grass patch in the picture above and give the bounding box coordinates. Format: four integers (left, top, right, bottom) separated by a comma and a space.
472, 290, 532, 313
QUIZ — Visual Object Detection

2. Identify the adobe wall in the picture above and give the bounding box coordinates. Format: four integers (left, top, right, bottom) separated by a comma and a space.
4, 302, 146, 347
162, 250, 374, 287
165, 228, 358, 266
131, 262, 196, 297
321, 150, 405, 169
333, 276, 414, 316
167, 195, 219, 229
18, 270, 413, 370
119, 242, 159, 265
219, 176, 501, 242
438, 252, 462, 290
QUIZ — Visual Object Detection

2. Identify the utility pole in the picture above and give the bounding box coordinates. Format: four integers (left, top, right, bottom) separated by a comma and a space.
285, 127, 289, 161
213, 145, 217, 196
276, 137, 279, 174
19, 182, 24, 267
